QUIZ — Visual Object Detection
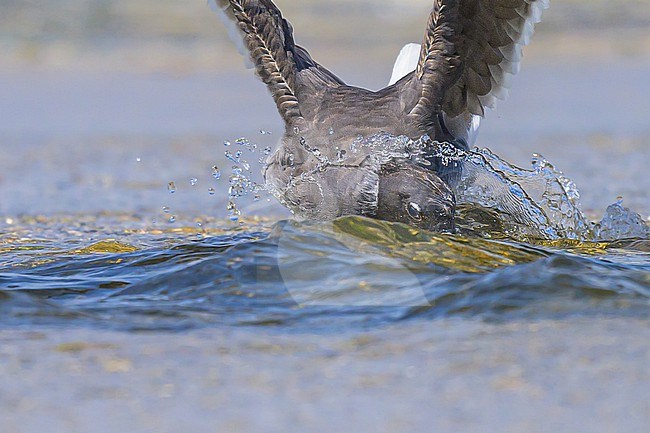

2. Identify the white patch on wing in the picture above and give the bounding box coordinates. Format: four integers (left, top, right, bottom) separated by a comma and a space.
389, 43, 483, 146
389, 43, 420, 86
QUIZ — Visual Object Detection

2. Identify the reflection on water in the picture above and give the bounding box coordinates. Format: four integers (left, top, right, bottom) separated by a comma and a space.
1, 213, 648, 331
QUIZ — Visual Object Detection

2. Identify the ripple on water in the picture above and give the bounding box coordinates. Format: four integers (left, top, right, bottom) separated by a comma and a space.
1, 135, 648, 331
0, 216, 648, 331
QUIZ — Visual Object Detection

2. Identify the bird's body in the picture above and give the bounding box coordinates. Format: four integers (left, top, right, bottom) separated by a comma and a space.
212, 0, 548, 230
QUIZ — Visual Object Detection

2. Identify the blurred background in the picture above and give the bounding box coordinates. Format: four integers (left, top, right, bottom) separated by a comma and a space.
1, 0, 649, 217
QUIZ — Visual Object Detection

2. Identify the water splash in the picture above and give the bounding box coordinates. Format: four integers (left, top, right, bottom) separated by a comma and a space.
441, 143, 647, 242
453, 147, 584, 240
594, 198, 650, 240
227, 200, 241, 222
218, 135, 275, 222
264, 132, 647, 242
211, 165, 221, 180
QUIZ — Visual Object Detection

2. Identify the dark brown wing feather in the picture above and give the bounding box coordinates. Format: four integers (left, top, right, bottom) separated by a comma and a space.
212, 0, 344, 124
212, 0, 303, 122
418, 0, 549, 117
410, 0, 462, 118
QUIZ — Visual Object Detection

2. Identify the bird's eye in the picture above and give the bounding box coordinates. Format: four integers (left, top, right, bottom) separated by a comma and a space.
407, 202, 423, 221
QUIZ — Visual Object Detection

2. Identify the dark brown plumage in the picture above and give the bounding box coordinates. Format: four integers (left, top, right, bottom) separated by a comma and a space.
211, 0, 547, 230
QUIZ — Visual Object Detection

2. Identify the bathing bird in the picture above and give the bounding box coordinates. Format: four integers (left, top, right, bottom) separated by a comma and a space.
211, 0, 548, 231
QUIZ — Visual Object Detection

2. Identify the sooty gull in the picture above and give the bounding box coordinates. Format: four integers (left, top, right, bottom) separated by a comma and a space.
211, 0, 548, 231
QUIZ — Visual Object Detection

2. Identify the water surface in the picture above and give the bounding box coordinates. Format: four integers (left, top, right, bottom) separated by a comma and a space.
1, 2, 649, 432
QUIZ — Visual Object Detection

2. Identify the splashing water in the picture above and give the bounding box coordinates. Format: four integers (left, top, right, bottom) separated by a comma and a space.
262, 132, 647, 242
1, 134, 647, 332
211, 165, 221, 180
264, 132, 443, 218
217, 135, 274, 222
451, 146, 648, 241
593, 198, 650, 240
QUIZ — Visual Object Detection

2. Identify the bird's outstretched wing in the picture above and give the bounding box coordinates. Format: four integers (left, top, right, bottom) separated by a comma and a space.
410, 0, 463, 118
211, 0, 343, 123
210, 0, 304, 122
418, 0, 549, 117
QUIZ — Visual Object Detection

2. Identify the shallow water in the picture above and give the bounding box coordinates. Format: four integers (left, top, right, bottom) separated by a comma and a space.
0, 44, 649, 335
2, 2, 650, 431
1, 210, 648, 331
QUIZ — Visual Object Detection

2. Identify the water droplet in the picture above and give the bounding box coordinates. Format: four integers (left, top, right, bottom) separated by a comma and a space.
212, 165, 221, 179
260, 129, 272, 135
336, 149, 347, 162
293, 126, 300, 135
190, 177, 198, 186
253, 194, 261, 201
241, 161, 251, 171
229, 185, 244, 198
208, 187, 216, 195
328, 127, 335, 135
162, 206, 170, 213
227, 201, 241, 222
235, 138, 249, 147
223, 140, 231, 147
168, 215, 177, 223
167, 182, 176, 193
135, 157, 142, 162
225, 150, 243, 164
263, 146, 272, 155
